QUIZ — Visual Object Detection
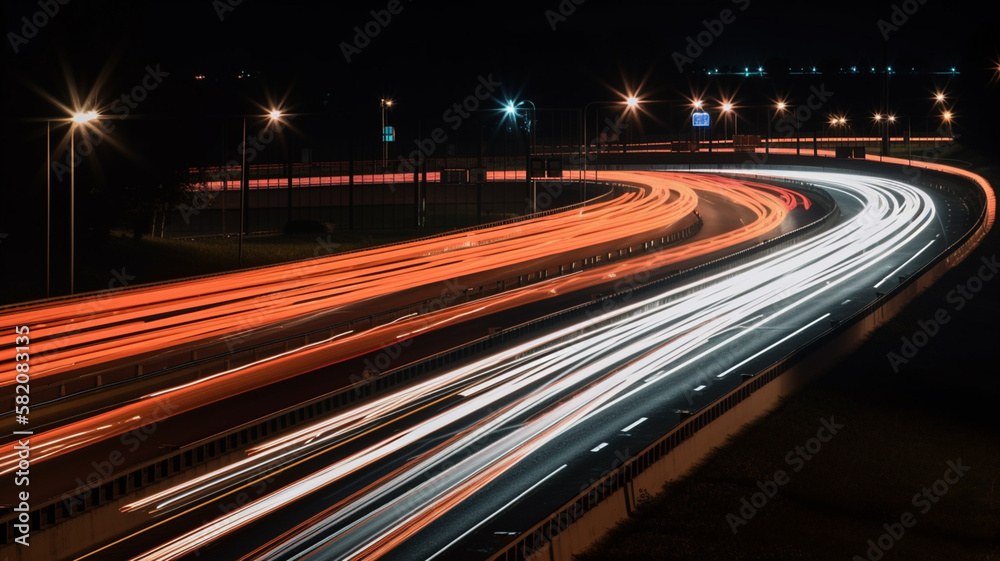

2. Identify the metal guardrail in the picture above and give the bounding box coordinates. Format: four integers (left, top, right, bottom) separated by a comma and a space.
488, 161, 991, 561
0, 181, 706, 543
6, 163, 975, 550
0, 179, 608, 313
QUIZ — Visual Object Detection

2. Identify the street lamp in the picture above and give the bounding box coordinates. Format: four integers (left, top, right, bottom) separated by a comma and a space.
239, 110, 282, 266
769, 101, 789, 155
622, 96, 640, 152
873, 113, 886, 160
45, 119, 57, 297
887, 114, 897, 157
720, 102, 737, 146
929, 91, 948, 136
829, 116, 841, 148
380, 98, 394, 171
68, 110, 99, 294
691, 98, 710, 152
505, 99, 536, 211
776, 100, 803, 156
941, 110, 953, 138
582, 97, 638, 190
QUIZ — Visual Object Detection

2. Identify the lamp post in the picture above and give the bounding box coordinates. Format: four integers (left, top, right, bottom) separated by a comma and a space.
768, 102, 782, 155
767, 101, 800, 156
68, 110, 99, 294
239, 115, 247, 266
505, 100, 536, 212
239, 110, 282, 266
829, 116, 848, 148
624, 96, 639, 152
582, 98, 636, 191
906, 115, 912, 164
380, 98, 393, 171
940, 110, 953, 140
873, 113, 885, 161
887, 114, 896, 156
45, 119, 52, 297
931, 91, 947, 138
692, 99, 710, 152
720, 102, 737, 149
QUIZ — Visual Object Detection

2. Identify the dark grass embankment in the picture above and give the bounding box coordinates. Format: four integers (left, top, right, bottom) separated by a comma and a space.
576, 148, 1000, 561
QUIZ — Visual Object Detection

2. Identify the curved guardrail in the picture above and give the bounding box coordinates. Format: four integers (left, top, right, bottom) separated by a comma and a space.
487, 159, 993, 561
0, 180, 703, 544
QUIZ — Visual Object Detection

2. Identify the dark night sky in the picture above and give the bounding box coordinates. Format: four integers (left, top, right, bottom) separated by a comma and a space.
0, 0, 997, 224
2, 0, 997, 111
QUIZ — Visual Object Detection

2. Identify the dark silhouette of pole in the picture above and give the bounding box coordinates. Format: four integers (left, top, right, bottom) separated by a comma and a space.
239, 116, 247, 266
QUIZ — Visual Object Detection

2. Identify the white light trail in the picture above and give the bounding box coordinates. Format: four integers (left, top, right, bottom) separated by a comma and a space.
126, 170, 948, 561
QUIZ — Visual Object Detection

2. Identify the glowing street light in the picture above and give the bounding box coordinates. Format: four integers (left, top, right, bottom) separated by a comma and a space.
504, 99, 537, 210
828, 115, 848, 145
873, 113, 892, 159
720, 101, 737, 140
582, 96, 634, 190
769, 100, 795, 155
72, 110, 98, 124
239, 109, 284, 266
380, 98, 394, 170
68, 110, 100, 294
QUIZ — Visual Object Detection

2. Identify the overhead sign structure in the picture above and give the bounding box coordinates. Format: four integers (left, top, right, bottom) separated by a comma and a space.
692, 111, 710, 128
